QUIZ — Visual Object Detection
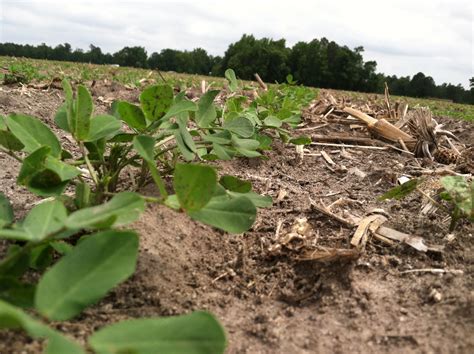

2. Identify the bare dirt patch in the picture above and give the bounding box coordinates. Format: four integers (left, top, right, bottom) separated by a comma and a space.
0, 84, 473, 353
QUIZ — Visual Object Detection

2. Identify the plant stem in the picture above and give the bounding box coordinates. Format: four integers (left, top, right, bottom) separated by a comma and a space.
148, 161, 168, 200
80, 142, 99, 186
154, 134, 175, 148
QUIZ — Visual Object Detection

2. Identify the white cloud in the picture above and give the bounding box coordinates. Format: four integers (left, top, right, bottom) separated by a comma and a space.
0, 0, 472, 87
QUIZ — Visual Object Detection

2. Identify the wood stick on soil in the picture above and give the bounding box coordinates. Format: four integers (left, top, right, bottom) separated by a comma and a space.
311, 142, 389, 150
323, 107, 335, 119
399, 268, 464, 275
312, 134, 383, 146
296, 123, 329, 132
351, 214, 385, 249
320, 150, 336, 165
309, 198, 356, 228
397, 138, 410, 153
254, 73, 268, 91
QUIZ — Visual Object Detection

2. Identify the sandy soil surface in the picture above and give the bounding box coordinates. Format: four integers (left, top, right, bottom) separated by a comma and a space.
0, 83, 472, 353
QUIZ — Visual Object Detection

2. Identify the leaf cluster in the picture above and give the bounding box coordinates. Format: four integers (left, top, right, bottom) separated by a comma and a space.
0, 69, 314, 352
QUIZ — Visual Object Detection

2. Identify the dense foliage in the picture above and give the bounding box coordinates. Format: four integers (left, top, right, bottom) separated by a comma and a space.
1, 35, 473, 104
0, 71, 315, 352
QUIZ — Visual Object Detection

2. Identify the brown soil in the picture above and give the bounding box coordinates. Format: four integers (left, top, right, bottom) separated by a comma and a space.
0, 83, 473, 354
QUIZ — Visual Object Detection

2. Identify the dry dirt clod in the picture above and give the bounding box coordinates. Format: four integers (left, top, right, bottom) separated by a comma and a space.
428, 288, 443, 303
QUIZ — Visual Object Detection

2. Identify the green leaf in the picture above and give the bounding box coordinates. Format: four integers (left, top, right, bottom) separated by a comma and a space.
0, 192, 13, 228
175, 117, 197, 159
0, 245, 30, 276
0, 300, 85, 354
50, 241, 74, 255
227, 191, 273, 208
379, 179, 420, 200
263, 115, 282, 128
44, 157, 81, 181
28, 244, 54, 270
164, 194, 180, 210
223, 117, 254, 138
139, 84, 174, 121
22, 200, 67, 241
54, 103, 70, 132
74, 85, 93, 140
17, 146, 50, 183
227, 96, 247, 113
232, 137, 261, 157
202, 131, 232, 144
256, 134, 272, 150
133, 135, 168, 198
85, 139, 105, 160
440, 176, 473, 220
109, 133, 136, 143
35, 230, 138, 321
232, 137, 260, 150
161, 100, 198, 122
189, 196, 256, 233
225, 68, 238, 92
174, 130, 195, 161
0, 228, 31, 241
17, 147, 69, 197
133, 135, 155, 163
62, 80, 76, 136
28, 174, 68, 197
6, 114, 61, 157
0, 128, 24, 151
89, 311, 226, 354
196, 90, 220, 127
85, 115, 121, 142
282, 115, 301, 126
219, 175, 251, 193
212, 143, 234, 160
289, 136, 311, 145
0, 277, 35, 308
62, 79, 73, 103
61, 149, 73, 160
74, 182, 91, 209
66, 192, 145, 229
116, 101, 146, 131
173, 163, 217, 211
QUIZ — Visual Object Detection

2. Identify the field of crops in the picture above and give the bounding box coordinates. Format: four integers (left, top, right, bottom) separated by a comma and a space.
0, 57, 472, 354
1, 56, 473, 122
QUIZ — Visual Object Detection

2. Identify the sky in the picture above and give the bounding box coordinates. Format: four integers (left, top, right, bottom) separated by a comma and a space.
1, 0, 472, 88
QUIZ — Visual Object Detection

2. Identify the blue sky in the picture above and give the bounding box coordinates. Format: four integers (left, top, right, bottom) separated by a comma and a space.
1, 0, 472, 87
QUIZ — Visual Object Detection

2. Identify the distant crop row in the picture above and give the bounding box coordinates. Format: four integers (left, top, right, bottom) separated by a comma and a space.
2, 55, 473, 122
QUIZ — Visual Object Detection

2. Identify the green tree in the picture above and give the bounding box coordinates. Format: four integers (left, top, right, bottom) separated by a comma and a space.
220, 34, 290, 82
52, 43, 72, 61
113, 46, 148, 68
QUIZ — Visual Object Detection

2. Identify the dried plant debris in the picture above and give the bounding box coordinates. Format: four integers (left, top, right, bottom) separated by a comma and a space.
269, 217, 360, 263
455, 146, 474, 174
302, 86, 466, 168
269, 217, 313, 254
407, 107, 460, 160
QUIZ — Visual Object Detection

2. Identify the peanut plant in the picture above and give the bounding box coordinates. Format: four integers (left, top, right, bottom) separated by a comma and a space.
0, 69, 314, 353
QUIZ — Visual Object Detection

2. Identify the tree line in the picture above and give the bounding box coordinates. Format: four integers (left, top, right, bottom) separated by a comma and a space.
1, 35, 473, 104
